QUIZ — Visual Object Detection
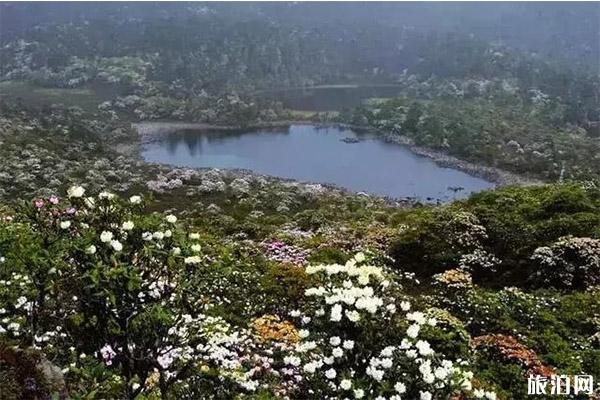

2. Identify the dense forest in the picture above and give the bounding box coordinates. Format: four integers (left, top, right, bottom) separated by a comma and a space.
0, 3, 599, 400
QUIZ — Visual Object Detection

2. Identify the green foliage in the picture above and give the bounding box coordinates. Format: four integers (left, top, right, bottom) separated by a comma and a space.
0, 181, 598, 399
346, 96, 600, 181
0, 345, 55, 400
388, 183, 600, 287
472, 355, 527, 400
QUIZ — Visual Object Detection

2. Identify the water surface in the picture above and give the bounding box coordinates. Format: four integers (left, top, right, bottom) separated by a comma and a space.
142, 125, 494, 201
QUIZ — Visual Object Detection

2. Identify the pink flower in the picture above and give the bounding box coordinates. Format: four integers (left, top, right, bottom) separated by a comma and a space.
65, 207, 76, 215
49, 195, 59, 205
34, 199, 45, 209
100, 344, 117, 366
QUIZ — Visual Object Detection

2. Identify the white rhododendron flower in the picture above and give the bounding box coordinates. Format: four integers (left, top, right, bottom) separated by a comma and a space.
420, 391, 432, 400
345, 310, 360, 322
329, 304, 342, 321
121, 221, 134, 231
98, 191, 115, 200
340, 379, 352, 390
129, 195, 142, 204
416, 340, 434, 356
60, 220, 71, 229
86, 245, 96, 254
110, 240, 123, 251
407, 324, 420, 338
67, 185, 85, 198
184, 256, 202, 264
299, 329, 310, 338
395, 382, 406, 393
165, 214, 177, 223
407, 311, 427, 325
100, 231, 113, 243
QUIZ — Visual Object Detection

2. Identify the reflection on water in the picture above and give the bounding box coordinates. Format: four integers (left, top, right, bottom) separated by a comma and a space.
142, 125, 495, 201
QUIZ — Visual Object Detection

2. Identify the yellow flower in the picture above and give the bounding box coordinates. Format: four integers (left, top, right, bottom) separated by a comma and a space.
146, 371, 160, 388
251, 315, 300, 344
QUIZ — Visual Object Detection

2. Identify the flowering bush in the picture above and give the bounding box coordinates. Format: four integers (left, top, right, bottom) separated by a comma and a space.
261, 239, 310, 266
472, 334, 555, 379
389, 210, 492, 278
530, 236, 600, 289
0, 187, 289, 398
0, 182, 597, 399
251, 315, 300, 344
433, 268, 473, 290
0, 191, 499, 399
278, 254, 490, 399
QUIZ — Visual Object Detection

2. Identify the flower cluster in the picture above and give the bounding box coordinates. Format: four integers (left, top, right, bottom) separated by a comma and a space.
251, 314, 300, 344
0, 187, 273, 396
531, 236, 600, 289
261, 239, 310, 266
433, 268, 473, 289
472, 334, 555, 378
459, 249, 500, 273
446, 212, 488, 250
277, 254, 486, 399
0, 273, 33, 337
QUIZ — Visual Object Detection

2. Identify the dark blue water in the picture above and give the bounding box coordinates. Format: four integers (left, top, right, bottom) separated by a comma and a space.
142, 125, 495, 201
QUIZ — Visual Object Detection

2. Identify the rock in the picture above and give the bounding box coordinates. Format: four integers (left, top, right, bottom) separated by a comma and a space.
0, 346, 66, 398
36, 358, 66, 393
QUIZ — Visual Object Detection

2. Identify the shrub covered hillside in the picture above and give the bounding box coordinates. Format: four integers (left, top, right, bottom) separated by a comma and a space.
339, 79, 600, 182
0, 182, 599, 399
1, 3, 599, 400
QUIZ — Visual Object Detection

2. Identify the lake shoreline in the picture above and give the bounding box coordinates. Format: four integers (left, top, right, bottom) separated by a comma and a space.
133, 120, 540, 188
379, 133, 541, 187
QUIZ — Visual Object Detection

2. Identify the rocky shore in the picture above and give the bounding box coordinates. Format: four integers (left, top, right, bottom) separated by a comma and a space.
130, 121, 425, 205
380, 133, 542, 187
